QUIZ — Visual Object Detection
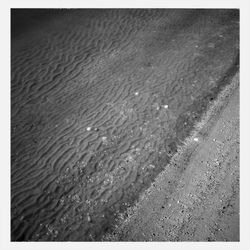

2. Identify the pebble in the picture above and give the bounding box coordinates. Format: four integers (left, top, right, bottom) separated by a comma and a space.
163, 105, 169, 109
134, 92, 139, 96
87, 213, 91, 222
86, 127, 91, 131
102, 136, 108, 142
193, 137, 199, 142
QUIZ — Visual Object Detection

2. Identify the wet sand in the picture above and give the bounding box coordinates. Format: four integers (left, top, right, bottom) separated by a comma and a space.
104, 73, 239, 241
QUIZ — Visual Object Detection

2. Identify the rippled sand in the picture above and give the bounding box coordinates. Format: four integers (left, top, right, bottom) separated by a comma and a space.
11, 9, 239, 241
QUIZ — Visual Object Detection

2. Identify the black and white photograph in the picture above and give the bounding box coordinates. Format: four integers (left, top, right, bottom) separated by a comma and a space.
2, 0, 249, 249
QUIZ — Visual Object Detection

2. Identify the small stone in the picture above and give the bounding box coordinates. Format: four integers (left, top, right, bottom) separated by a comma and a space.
102, 136, 107, 142
86, 127, 91, 131
194, 137, 199, 142
87, 213, 91, 222
163, 105, 169, 109
208, 43, 215, 48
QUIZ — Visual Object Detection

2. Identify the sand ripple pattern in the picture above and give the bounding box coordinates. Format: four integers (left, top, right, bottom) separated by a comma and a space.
11, 9, 239, 240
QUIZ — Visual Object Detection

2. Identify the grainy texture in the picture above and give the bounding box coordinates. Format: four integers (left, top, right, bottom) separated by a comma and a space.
105, 74, 239, 241
11, 9, 239, 241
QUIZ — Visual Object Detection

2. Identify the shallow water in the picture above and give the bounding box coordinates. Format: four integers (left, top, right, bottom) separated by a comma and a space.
11, 9, 239, 241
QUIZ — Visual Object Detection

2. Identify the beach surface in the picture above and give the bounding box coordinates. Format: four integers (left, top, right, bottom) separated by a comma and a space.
11, 9, 239, 241
104, 74, 239, 241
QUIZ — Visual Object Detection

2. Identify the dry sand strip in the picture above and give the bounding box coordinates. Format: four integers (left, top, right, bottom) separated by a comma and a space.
104, 73, 239, 241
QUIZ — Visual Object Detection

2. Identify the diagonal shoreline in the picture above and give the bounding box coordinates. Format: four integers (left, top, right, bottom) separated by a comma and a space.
104, 72, 239, 241
11, 9, 239, 240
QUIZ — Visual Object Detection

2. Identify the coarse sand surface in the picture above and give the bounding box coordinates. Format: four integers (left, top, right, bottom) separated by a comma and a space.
104, 73, 239, 241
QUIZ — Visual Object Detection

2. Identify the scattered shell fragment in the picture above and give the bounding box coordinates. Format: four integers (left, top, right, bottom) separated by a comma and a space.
134, 92, 139, 96
86, 127, 91, 131
163, 105, 169, 109
148, 164, 155, 169
193, 137, 199, 142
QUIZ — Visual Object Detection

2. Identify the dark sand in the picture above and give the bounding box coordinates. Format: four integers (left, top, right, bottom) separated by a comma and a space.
11, 9, 239, 241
